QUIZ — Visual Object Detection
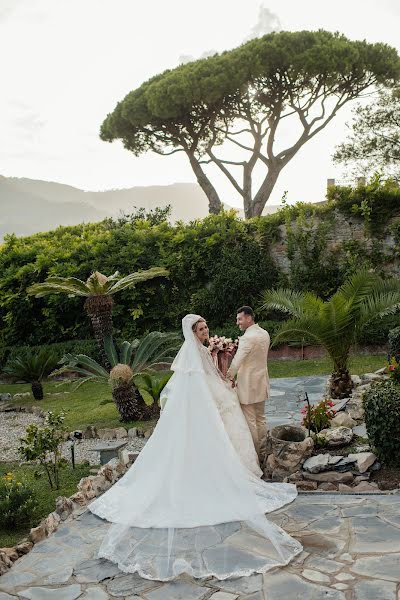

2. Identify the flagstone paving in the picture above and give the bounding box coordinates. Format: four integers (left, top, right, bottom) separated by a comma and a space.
267, 375, 328, 429
1, 493, 400, 599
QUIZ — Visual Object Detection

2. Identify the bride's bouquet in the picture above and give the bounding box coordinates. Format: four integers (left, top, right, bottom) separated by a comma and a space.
208, 335, 239, 377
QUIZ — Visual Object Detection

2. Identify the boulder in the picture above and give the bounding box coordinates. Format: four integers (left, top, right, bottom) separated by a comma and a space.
317, 482, 338, 491
288, 470, 304, 482
296, 480, 318, 491
331, 397, 350, 412
83, 425, 97, 439
303, 471, 354, 484
15, 541, 33, 556
128, 427, 137, 438
44, 511, 61, 535
0, 393, 11, 401
352, 481, 379, 492
353, 423, 368, 438
144, 427, 154, 439
303, 454, 343, 474
55, 496, 74, 520
338, 483, 354, 492
330, 412, 356, 429
97, 428, 116, 440
0, 551, 13, 575
0, 547, 18, 562
351, 374, 362, 386
348, 452, 376, 473
69, 491, 88, 507
319, 426, 353, 447
30, 522, 47, 543
114, 427, 127, 439
362, 372, 382, 382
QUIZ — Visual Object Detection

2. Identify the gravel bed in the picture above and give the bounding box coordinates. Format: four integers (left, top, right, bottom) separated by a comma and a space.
0, 411, 44, 462
61, 437, 147, 465
0, 410, 147, 465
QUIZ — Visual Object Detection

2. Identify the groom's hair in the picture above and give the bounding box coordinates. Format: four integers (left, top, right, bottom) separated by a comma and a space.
237, 306, 254, 318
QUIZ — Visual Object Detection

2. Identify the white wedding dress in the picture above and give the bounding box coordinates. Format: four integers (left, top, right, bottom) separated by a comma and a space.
88, 314, 302, 581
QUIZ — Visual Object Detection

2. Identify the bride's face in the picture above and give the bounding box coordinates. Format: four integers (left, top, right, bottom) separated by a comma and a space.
194, 319, 209, 343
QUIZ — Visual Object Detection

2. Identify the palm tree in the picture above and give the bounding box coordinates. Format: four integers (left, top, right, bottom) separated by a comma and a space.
27, 268, 169, 370
3, 348, 60, 399
260, 270, 400, 398
52, 332, 180, 422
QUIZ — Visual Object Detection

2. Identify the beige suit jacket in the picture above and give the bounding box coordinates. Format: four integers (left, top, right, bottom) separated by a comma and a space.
227, 323, 270, 405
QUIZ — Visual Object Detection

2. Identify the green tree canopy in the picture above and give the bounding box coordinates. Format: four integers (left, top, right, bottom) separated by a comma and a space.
334, 87, 400, 177
101, 30, 400, 218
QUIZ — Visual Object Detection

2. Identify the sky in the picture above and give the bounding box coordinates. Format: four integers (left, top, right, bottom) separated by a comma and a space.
1, 0, 399, 209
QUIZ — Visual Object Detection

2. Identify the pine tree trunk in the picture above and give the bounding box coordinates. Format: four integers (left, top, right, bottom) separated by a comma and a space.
84, 295, 114, 371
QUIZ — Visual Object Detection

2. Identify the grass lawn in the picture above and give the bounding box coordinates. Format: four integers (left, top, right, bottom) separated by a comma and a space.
0, 353, 386, 431
0, 462, 92, 547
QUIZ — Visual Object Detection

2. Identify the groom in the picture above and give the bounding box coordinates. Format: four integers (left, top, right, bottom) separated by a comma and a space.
227, 306, 270, 464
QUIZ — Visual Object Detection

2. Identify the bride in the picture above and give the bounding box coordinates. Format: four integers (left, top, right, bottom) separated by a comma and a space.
88, 314, 302, 581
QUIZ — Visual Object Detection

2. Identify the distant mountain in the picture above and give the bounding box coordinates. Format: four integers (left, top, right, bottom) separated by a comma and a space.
0, 176, 280, 240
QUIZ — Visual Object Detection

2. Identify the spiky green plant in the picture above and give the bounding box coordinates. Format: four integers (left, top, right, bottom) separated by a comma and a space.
27, 268, 169, 370
52, 332, 180, 421
2, 348, 60, 399
260, 270, 400, 398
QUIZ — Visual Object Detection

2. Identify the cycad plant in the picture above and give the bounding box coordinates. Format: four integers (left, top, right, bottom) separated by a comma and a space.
53, 332, 180, 422
2, 348, 60, 399
260, 270, 400, 398
27, 268, 168, 370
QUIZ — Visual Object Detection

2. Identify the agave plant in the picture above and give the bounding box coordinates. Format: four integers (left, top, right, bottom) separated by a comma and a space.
2, 348, 60, 400
27, 267, 169, 370
260, 270, 400, 398
53, 332, 180, 422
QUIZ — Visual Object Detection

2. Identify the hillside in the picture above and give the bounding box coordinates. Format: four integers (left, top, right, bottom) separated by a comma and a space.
0, 176, 280, 239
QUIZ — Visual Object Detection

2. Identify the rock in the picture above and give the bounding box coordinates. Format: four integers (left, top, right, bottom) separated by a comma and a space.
114, 427, 127, 439
0, 393, 11, 401
78, 475, 111, 500
333, 456, 357, 472
144, 427, 154, 439
83, 425, 97, 439
348, 452, 376, 473
297, 480, 318, 491
15, 541, 33, 556
29, 522, 47, 543
352, 423, 368, 438
362, 372, 382, 381
0, 551, 13, 575
43, 511, 61, 535
303, 471, 354, 484
319, 426, 353, 447
19, 585, 82, 600
330, 412, 356, 429
69, 491, 88, 507
351, 374, 362, 386
375, 367, 387, 375
331, 398, 350, 412
371, 461, 381, 471
303, 454, 330, 473
97, 428, 116, 440
0, 547, 18, 562
318, 482, 338, 491
77, 477, 96, 500
128, 427, 137, 438
302, 569, 330, 583
288, 470, 304, 482
338, 484, 354, 492
55, 496, 74, 520
353, 475, 370, 484
352, 481, 379, 492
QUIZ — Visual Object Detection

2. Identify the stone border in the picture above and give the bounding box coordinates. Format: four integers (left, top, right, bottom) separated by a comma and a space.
0, 448, 139, 576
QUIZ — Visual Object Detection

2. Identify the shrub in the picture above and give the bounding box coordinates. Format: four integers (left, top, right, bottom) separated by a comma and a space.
363, 380, 400, 466
0, 472, 38, 528
388, 326, 400, 360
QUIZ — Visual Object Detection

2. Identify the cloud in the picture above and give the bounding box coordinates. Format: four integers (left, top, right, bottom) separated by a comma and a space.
178, 49, 218, 65
244, 5, 282, 41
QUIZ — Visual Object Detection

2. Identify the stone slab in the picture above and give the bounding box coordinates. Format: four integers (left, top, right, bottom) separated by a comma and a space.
145, 580, 209, 600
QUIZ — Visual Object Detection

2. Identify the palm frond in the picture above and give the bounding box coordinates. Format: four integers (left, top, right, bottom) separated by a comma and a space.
104, 336, 119, 367
357, 291, 400, 332
131, 332, 180, 373
260, 288, 314, 318
107, 267, 169, 295
27, 277, 90, 298
272, 317, 324, 347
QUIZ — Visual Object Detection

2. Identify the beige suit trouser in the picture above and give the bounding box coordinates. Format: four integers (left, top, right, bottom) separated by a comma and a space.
240, 401, 267, 463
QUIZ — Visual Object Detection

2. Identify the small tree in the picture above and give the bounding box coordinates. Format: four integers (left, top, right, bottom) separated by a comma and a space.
100, 30, 400, 218
19, 410, 67, 490
2, 348, 59, 399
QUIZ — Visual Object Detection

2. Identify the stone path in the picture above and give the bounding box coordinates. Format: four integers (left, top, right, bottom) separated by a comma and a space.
2, 493, 400, 599
267, 376, 328, 429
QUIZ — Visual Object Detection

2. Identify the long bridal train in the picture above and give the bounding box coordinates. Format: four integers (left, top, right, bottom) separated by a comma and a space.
88, 314, 302, 581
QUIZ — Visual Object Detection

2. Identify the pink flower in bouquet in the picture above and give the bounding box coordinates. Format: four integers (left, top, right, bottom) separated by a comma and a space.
208, 335, 239, 376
